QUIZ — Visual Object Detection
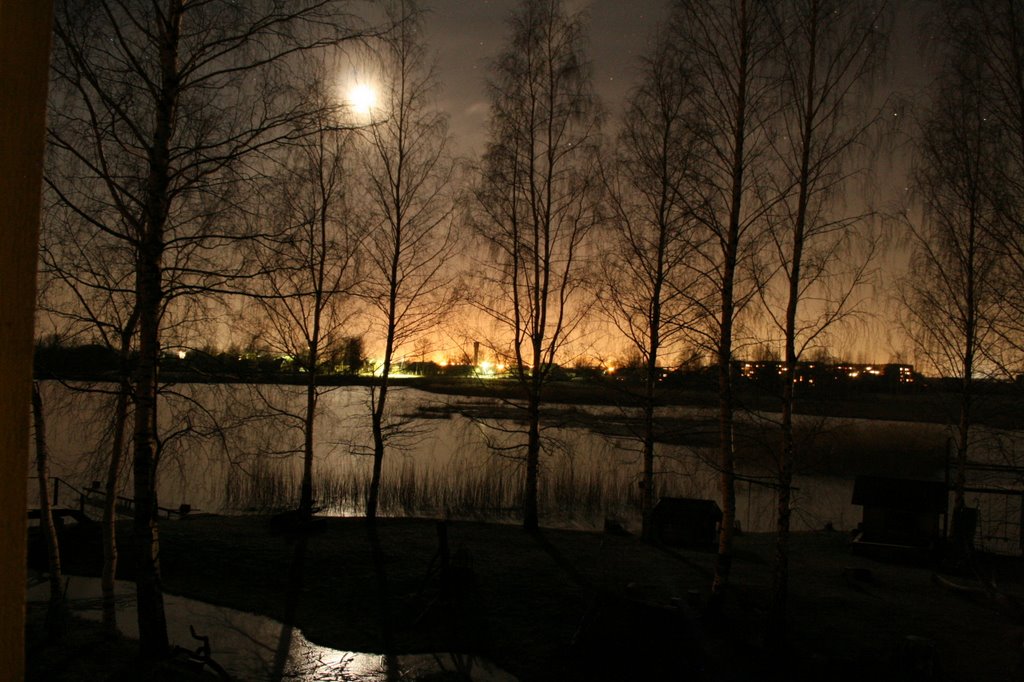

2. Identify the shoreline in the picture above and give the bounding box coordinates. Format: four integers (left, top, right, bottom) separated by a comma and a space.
34, 373, 1024, 429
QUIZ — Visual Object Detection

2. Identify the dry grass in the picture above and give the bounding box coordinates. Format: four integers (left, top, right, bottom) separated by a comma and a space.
221, 454, 644, 527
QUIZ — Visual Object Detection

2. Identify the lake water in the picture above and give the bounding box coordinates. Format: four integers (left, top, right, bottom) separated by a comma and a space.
30, 381, 1022, 550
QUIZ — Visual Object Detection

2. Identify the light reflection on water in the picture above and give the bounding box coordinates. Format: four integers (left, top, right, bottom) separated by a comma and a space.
27, 576, 516, 681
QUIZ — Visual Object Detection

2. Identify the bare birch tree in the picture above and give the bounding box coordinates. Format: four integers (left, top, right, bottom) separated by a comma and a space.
473, 0, 601, 531
245, 67, 363, 521
47, 0, 369, 659
38, 197, 139, 634
903, 44, 1003, 547
762, 0, 889, 635
600, 32, 705, 541
360, 0, 457, 521
941, 2, 1024, 379
670, 0, 780, 608
30, 382, 66, 638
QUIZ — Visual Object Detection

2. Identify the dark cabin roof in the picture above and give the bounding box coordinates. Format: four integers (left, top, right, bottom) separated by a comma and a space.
653, 497, 723, 520
851, 476, 948, 514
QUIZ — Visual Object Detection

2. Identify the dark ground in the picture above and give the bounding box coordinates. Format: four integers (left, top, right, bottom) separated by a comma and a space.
29, 515, 1024, 681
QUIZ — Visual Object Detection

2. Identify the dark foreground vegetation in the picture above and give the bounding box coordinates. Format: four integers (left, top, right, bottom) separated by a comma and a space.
30, 515, 1024, 681
25, 609, 219, 682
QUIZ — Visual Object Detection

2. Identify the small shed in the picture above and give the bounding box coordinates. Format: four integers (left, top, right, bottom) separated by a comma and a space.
651, 497, 722, 547
851, 475, 947, 548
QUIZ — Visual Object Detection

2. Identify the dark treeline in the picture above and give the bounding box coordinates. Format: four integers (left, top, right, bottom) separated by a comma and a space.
33, 338, 365, 383
38, 334, 1024, 397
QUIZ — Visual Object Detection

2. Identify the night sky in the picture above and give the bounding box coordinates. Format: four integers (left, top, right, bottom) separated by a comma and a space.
423, 0, 670, 156
422, 0, 930, 150
412, 0, 932, 365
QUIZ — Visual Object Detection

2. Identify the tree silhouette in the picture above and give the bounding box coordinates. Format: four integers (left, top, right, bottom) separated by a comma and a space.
38, 189, 141, 633
473, 0, 602, 531
670, 0, 780, 608
243, 61, 363, 520
762, 0, 889, 636
600, 31, 705, 541
360, 0, 457, 522
904, 30, 1003, 545
47, 0, 370, 658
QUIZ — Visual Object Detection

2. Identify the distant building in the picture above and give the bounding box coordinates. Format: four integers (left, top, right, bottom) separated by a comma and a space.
731, 359, 916, 390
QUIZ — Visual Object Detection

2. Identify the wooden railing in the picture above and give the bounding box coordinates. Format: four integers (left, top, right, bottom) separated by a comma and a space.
27, 476, 190, 520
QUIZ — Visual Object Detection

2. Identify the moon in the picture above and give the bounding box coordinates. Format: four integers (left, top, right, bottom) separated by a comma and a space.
348, 83, 376, 117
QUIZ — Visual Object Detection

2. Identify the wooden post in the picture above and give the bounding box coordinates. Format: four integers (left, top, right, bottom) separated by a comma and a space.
0, 1, 53, 677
